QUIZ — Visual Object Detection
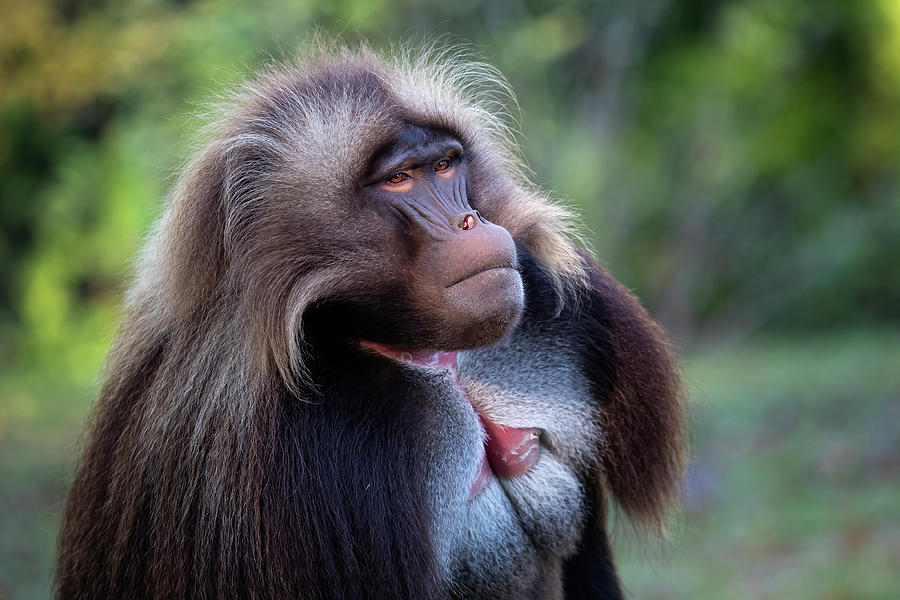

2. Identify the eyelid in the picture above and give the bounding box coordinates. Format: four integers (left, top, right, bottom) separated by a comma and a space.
436, 155, 457, 171
387, 172, 410, 183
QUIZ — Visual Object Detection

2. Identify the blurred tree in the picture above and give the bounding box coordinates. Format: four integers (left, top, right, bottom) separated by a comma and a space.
0, 0, 898, 380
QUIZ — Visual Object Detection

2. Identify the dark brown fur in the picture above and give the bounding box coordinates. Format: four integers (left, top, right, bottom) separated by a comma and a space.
56, 44, 685, 599
583, 252, 685, 529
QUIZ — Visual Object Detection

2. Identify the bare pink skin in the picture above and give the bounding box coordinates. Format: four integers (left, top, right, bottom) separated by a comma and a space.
479, 415, 540, 480
359, 342, 541, 500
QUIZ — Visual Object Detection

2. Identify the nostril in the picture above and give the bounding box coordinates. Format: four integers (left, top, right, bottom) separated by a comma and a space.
460, 213, 477, 230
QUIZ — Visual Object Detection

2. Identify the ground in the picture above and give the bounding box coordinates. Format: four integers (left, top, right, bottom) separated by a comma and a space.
1, 333, 898, 599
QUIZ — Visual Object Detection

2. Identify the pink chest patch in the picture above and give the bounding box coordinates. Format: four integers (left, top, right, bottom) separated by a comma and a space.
359, 341, 541, 500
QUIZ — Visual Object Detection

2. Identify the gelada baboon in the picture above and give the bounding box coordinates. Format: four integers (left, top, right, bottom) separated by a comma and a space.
56, 43, 685, 599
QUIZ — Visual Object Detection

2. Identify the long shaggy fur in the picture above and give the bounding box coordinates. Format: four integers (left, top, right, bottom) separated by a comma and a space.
56, 43, 685, 599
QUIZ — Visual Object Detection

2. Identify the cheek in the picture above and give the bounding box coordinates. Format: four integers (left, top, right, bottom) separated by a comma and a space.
344, 211, 418, 287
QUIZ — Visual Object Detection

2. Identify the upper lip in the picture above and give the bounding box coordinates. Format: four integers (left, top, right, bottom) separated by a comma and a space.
446, 259, 518, 288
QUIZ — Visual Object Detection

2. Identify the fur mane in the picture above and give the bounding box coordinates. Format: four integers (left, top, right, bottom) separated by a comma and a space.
56, 43, 684, 599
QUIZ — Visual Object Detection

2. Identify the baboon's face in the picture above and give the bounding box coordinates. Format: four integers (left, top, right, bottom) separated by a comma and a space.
318, 124, 524, 352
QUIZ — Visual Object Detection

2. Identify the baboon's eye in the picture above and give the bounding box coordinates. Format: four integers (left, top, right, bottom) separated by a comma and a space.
435, 159, 450, 172
387, 172, 409, 184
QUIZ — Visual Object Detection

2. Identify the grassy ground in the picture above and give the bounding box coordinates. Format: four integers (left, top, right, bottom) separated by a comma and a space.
1, 332, 898, 598
616, 332, 900, 599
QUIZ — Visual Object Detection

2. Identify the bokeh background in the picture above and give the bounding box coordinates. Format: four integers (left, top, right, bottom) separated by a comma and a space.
2, 0, 899, 598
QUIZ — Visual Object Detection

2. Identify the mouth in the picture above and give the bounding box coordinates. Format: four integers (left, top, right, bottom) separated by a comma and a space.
358, 341, 541, 500
445, 262, 518, 289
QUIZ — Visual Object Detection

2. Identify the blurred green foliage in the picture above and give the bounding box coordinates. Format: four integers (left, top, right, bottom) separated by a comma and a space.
616, 333, 900, 599
1, 0, 899, 598
2, 0, 900, 376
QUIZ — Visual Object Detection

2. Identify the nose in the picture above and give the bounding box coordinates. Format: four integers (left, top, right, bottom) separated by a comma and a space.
458, 211, 485, 231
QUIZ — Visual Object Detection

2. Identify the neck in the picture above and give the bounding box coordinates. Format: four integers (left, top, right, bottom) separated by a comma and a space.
357, 339, 541, 500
